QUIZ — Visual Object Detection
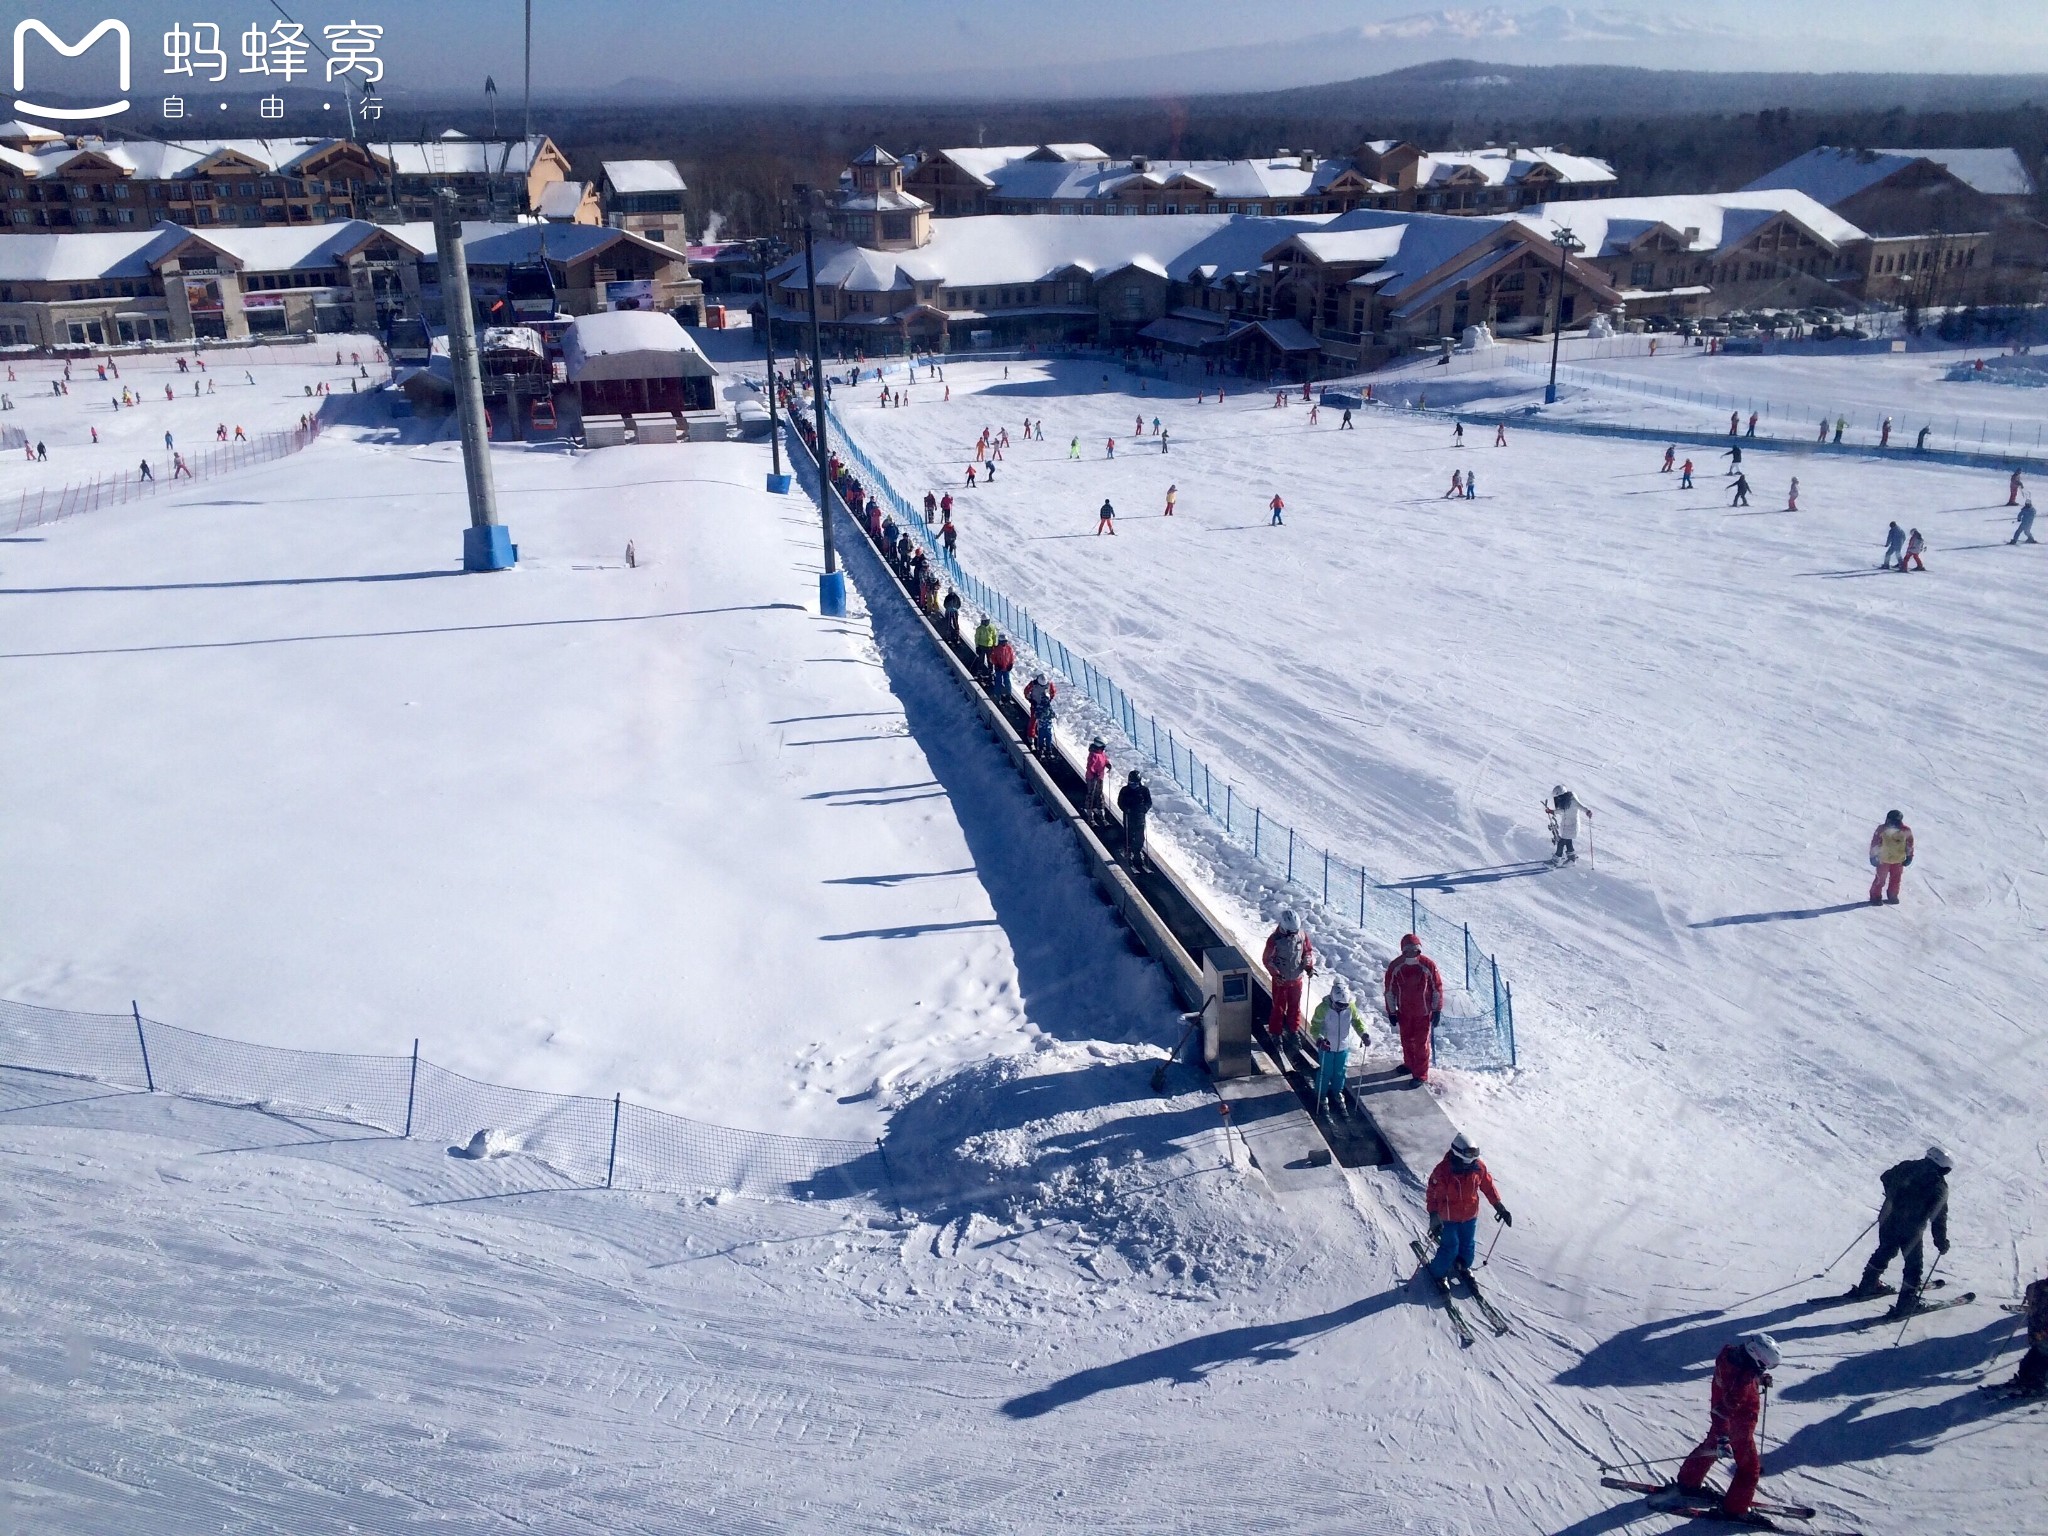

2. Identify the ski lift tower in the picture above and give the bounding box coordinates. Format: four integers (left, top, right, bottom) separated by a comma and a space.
433, 191, 517, 570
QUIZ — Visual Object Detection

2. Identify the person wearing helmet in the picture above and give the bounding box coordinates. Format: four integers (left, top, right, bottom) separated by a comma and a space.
1022, 674, 1057, 758
1544, 786, 1592, 864
1851, 1145, 1953, 1314
1309, 976, 1368, 1116
1116, 769, 1153, 870
1424, 1132, 1510, 1280
987, 633, 1016, 700
1675, 1333, 1779, 1516
1383, 933, 1444, 1081
1868, 809, 1914, 905
1083, 737, 1111, 827
1261, 909, 1317, 1039
972, 614, 998, 678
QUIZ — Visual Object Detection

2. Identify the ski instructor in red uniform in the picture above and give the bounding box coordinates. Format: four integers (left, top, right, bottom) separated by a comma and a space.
1674, 1333, 1780, 1517
1383, 933, 1443, 1081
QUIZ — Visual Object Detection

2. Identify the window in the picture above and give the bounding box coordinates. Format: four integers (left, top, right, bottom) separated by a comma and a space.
240, 182, 255, 196
113, 184, 129, 199
1122, 285, 1143, 317
1226, 203, 1239, 214
117, 209, 133, 225
1630, 261, 1654, 286
1064, 282, 1084, 304
5, 187, 18, 200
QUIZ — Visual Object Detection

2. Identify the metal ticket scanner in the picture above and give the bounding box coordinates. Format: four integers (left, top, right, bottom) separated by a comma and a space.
1202, 946, 1253, 1079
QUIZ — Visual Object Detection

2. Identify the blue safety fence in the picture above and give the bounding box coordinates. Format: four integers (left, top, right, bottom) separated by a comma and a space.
815, 402, 1516, 1068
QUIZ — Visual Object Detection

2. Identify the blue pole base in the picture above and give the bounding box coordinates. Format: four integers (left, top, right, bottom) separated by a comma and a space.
1544, 384, 1559, 405
766, 472, 792, 495
463, 524, 518, 572
819, 568, 846, 617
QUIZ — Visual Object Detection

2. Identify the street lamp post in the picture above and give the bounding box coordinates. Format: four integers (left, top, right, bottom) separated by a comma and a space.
795, 186, 845, 618
753, 234, 791, 494
1545, 225, 1584, 406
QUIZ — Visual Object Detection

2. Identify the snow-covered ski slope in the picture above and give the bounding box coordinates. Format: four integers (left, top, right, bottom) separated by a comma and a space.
0, 344, 2041, 1533
836, 354, 2047, 1528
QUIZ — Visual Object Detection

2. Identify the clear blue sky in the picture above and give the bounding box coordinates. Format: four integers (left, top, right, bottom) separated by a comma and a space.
31, 1, 2048, 101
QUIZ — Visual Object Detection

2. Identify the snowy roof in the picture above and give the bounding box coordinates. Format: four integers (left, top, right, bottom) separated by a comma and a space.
769, 211, 1346, 295
850, 145, 901, 167
537, 181, 592, 219
562, 310, 713, 382
1514, 192, 1868, 257
1742, 146, 2036, 204
1267, 210, 1530, 298
387, 220, 673, 268
190, 220, 400, 272
834, 186, 930, 214
1411, 146, 1616, 189
0, 119, 62, 143
1242, 317, 1320, 351
922, 145, 1114, 188
602, 159, 686, 195
0, 225, 183, 282
0, 133, 560, 182
984, 156, 1379, 204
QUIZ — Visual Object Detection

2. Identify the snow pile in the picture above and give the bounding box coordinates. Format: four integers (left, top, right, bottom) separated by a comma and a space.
1945, 352, 2048, 388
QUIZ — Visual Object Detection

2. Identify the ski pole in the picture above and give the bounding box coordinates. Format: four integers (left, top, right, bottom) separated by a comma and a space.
1481, 1219, 1506, 1267
1813, 1217, 1877, 1280
1893, 1252, 1945, 1346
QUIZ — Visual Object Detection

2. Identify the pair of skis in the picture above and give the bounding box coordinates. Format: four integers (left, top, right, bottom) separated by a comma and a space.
1409, 1237, 1511, 1346
1601, 1477, 1860, 1536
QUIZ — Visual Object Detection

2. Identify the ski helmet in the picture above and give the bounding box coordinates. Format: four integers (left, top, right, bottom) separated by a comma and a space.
1277, 908, 1300, 933
1450, 1132, 1479, 1161
1885, 809, 1904, 826
1742, 1333, 1781, 1371
1925, 1144, 1953, 1172
1327, 975, 1351, 1006
1552, 784, 1566, 799
1400, 933, 1421, 953
1127, 769, 1143, 783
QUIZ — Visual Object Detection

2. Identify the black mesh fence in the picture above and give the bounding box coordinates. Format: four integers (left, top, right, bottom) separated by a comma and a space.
0, 995, 887, 1207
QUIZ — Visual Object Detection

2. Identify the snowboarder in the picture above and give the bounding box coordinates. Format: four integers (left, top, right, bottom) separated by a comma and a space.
1786, 476, 1799, 512
988, 633, 1016, 698
1882, 521, 1906, 569
1083, 737, 1111, 826
1679, 459, 1694, 489
2013, 498, 2038, 544
1545, 786, 1591, 863
1424, 1133, 1510, 1280
1662, 445, 1676, 473
1269, 493, 1285, 525
1261, 910, 1315, 1039
1730, 472, 1750, 507
1117, 770, 1152, 869
1444, 470, 1464, 499
1866, 808, 1914, 905
973, 615, 997, 677
1901, 526, 1927, 572
1163, 485, 1177, 517
1383, 933, 1443, 1081
1990, 1273, 2048, 1397
1850, 1145, 1951, 1314
1309, 976, 1368, 1115
1097, 498, 1117, 536
1673, 1333, 1779, 1517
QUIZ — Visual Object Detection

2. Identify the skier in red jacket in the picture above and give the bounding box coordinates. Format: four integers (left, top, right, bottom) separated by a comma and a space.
1674, 1334, 1780, 1516
1382, 933, 1443, 1080
1261, 910, 1315, 1038
1423, 1132, 1510, 1279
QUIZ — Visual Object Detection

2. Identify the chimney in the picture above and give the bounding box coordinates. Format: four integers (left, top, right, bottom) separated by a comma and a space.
1299, 152, 1313, 172
1683, 226, 1700, 244
1131, 155, 1148, 172
1508, 142, 1520, 158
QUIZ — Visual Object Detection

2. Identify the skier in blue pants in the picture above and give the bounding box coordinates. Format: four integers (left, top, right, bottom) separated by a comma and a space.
1309, 976, 1368, 1115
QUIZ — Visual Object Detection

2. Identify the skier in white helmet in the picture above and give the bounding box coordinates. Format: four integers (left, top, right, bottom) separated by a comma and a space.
1544, 785, 1592, 864
1674, 1332, 1780, 1517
